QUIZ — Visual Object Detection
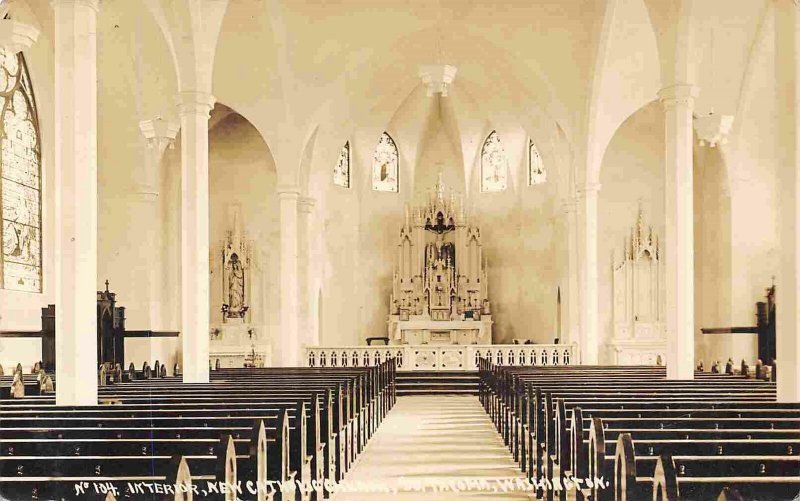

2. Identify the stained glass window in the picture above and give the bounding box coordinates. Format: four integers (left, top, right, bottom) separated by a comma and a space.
372, 132, 398, 192
333, 141, 350, 188
481, 130, 508, 192
528, 139, 546, 185
1, 48, 41, 292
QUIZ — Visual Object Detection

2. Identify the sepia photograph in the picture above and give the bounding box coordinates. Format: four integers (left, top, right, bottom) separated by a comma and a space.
0, 0, 798, 499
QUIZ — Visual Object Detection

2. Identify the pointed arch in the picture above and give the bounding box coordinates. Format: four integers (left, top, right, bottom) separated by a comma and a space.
333, 141, 350, 188
528, 138, 547, 186
480, 130, 508, 192
372, 131, 398, 192
1, 48, 42, 292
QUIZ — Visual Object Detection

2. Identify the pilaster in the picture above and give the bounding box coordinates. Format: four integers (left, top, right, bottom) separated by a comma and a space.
278, 186, 300, 366
577, 183, 601, 364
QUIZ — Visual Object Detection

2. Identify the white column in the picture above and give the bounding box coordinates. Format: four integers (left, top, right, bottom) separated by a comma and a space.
54, 0, 99, 406
563, 198, 580, 346
177, 91, 215, 383
138, 118, 179, 331
659, 83, 698, 380
577, 183, 600, 364
297, 196, 317, 348
278, 187, 300, 366
776, 0, 800, 402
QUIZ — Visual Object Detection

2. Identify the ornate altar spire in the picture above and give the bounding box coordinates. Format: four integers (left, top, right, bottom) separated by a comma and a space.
389, 176, 491, 336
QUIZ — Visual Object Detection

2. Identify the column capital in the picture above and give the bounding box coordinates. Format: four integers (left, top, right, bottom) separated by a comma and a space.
0, 19, 39, 53
298, 196, 316, 213
176, 91, 215, 118
51, 0, 100, 12
658, 84, 699, 109
277, 185, 301, 199
139, 116, 179, 151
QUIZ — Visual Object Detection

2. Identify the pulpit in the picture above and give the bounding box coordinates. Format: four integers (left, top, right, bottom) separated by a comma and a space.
19, 282, 178, 372
387, 175, 493, 344
97, 282, 126, 368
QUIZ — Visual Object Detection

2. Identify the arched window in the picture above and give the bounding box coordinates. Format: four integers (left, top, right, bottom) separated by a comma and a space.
481, 130, 508, 192
528, 139, 546, 185
333, 141, 350, 188
372, 132, 398, 192
1, 48, 41, 292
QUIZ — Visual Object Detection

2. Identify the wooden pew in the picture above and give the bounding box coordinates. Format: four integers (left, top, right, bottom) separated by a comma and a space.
477, 359, 797, 501
650, 451, 800, 501
0, 363, 395, 501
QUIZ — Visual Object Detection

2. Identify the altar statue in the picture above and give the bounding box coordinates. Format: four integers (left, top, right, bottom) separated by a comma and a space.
387, 175, 492, 344
226, 253, 245, 316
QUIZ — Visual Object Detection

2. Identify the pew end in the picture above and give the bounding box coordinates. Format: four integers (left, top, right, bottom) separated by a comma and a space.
652, 454, 679, 501
588, 416, 606, 501
716, 487, 746, 501
214, 434, 238, 501
166, 455, 195, 501
613, 433, 646, 501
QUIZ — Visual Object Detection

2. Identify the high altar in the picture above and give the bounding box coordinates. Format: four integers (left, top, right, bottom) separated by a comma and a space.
387, 176, 493, 344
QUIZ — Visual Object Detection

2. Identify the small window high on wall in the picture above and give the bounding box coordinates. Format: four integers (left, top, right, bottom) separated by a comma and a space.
372, 132, 399, 192
0, 48, 42, 293
333, 141, 350, 188
481, 130, 508, 192
528, 139, 546, 186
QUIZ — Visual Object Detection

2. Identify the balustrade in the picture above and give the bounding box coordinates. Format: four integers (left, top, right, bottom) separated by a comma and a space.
305, 343, 577, 371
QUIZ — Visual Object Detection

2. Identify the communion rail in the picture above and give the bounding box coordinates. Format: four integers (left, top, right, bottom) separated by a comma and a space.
305, 343, 578, 371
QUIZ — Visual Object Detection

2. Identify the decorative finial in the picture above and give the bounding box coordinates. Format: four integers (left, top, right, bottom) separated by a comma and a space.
105, 280, 109, 293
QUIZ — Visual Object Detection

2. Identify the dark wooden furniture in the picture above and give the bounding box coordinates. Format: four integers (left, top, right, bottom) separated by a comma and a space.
701, 283, 776, 363
0, 281, 179, 371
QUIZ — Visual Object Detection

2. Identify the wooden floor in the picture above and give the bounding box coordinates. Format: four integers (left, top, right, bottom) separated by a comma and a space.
333, 395, 530, 500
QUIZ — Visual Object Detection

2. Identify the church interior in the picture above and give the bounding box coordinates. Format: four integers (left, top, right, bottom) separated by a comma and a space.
0, 0, 800, 499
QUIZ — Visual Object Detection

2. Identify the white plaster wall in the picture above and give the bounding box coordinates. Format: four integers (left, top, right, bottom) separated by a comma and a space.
693, 146, 732, 365
313, 111, 564, 347
598, 102, 665, 363
208, 114, 280, 359
160, 112, 281, 365
722, 12, 779, 364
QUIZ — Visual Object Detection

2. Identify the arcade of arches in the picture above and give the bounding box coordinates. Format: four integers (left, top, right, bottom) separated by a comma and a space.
0, 0, 798, 407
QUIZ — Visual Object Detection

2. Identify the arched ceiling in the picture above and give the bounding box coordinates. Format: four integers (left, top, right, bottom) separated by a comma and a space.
13, 0, 776, 194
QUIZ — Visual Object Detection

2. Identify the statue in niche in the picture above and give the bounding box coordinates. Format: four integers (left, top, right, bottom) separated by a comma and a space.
226, 253, 245, 317
220, 204, 251, 322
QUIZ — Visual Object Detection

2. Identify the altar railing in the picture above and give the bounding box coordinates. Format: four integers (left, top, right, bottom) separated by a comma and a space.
304, 343, 578, 371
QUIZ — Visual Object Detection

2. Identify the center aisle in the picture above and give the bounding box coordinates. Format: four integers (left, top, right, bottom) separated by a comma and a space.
333, 395, 531, 500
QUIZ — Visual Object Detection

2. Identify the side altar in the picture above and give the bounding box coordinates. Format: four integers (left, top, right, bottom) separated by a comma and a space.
209, 204, 271, 368
387, 176, 492, 345
608, 206, 666, 365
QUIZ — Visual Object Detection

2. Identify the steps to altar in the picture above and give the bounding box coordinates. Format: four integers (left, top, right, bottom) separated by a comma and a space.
395, 370, 479, 395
